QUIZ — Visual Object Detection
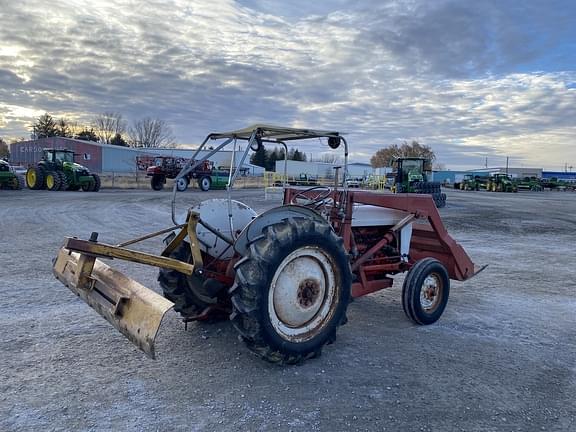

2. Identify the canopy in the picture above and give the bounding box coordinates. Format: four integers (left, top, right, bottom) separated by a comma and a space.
210, 124, 341, 141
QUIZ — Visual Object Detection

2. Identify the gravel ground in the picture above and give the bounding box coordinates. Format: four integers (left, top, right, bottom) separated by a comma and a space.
1, 188, 575, 431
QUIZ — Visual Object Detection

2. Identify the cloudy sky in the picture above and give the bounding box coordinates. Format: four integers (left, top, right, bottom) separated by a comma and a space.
0, 0, 575, 169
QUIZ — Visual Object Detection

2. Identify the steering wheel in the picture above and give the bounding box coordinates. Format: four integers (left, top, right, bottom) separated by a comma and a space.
290, 186, 332, 207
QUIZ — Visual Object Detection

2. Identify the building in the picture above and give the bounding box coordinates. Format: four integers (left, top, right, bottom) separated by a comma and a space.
274, 160, 374, 178
9, 137, 264, 175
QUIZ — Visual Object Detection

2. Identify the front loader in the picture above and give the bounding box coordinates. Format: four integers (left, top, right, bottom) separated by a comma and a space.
53, 125, 484, 363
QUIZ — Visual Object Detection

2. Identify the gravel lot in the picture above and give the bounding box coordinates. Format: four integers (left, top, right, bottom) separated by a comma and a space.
1, 187, 575, 431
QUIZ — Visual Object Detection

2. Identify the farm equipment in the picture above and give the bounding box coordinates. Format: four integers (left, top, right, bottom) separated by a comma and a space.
487, 174, 517, 193
459, 174, 481, 191
0, 160, 25, 190
515, 176, 543, 191
138, 156, 233, 191
394, 157, 446, 208
25, 149, 100, 191
52, 125, 483, 363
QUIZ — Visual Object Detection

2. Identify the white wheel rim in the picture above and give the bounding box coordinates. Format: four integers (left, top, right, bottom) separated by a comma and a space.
177, 178, 187, 189
420, 274, 442, 311
268, 246, 338, 342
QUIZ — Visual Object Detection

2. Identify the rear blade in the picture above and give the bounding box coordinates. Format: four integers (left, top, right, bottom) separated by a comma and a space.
53, 247, 174, 359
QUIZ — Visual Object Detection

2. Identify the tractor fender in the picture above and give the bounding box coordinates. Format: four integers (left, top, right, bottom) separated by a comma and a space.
234, 205, 328, 257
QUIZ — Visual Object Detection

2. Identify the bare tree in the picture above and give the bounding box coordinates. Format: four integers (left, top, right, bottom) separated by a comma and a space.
128, 117, 176, 148
0, 137, 9, 159
370, 140, 436, 168
317, 153, 341, 164
93, 112, 127, 144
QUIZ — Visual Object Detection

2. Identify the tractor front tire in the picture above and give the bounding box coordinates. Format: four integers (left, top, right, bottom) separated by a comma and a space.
57, 171, 69, 191
151, 175, 164, 191
230, 218, 351, 364
26, 167, 46, 190
198, 176, 211, 191
158, 241, 219, 317
402, 258, 450, 325
91, 174, 101, 192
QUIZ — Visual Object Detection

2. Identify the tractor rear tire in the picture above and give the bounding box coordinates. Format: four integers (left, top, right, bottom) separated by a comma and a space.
151, 175, 164, 191
402, 258, 450, 325
199, 176, 211, 191
158, 241, 218, 318
45, 171, 61, 191
230, 218, 351, 364
91, 174, 101, 192
26, 166, 46, 190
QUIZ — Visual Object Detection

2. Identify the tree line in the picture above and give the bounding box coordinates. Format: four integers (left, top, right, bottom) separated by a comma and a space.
29, 112, 176, 148
249, 145, 307, 171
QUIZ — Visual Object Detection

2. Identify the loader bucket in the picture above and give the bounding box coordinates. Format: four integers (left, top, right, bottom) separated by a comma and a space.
53, 246, 174, 359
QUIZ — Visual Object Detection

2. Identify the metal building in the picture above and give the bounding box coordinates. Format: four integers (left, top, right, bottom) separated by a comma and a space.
9, 137, 264, 175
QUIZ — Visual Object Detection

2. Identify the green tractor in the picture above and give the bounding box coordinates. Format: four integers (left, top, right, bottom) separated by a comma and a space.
487, 174, 517, 193
394, 157, 446, 208
25, 149, 101, 192
0, 160, 25, 190
460, 174, 481, 191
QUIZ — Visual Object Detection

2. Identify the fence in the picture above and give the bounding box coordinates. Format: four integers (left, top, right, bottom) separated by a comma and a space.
263, 172, 390, 190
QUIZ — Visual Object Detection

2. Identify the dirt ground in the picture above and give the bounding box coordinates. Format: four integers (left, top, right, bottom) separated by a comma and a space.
1, 187, 575, 431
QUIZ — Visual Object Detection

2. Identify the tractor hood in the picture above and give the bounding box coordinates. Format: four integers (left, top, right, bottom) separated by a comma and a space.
64, 161, 90, 172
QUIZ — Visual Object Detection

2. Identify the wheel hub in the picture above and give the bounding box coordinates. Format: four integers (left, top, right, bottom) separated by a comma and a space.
420, 275, 440, 311
297, 279, 321, 308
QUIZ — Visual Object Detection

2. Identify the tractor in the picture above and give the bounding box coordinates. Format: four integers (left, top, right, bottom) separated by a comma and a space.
459, 174, 482, 191
26, 148, 101, 191
0, 160, 25, 190
487, 173, 517, 193
139, 156, 230, 192
52, 125, 483, 364
393, 157, 446, 208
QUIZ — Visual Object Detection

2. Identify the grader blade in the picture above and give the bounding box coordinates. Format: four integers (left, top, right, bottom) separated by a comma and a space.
53, 247, 174, 359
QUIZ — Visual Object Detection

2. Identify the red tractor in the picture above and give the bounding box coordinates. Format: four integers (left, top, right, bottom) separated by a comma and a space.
53, 125, 483, 364
137, 156, 215, 191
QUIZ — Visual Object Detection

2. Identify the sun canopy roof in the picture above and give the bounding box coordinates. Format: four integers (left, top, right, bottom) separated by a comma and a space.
210, 124, 341, 141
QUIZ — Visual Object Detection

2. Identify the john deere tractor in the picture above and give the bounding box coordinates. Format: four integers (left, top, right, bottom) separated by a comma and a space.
394, 157, 446, 208
0, 159, 25, 190
26, 149, 101, 192
487, 174, 517, 193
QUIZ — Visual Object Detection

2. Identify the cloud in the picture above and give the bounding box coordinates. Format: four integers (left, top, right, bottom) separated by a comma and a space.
0, 0, 574, 169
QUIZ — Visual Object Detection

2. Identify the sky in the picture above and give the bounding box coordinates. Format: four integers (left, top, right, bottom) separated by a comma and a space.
0, 0, 575, 170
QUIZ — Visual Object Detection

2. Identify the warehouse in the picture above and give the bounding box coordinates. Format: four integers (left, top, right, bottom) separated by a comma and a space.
9, 137, 265, 175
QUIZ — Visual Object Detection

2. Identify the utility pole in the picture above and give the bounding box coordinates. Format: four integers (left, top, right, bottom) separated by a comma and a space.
485, 157, 488, 168
506, 156, 509, 175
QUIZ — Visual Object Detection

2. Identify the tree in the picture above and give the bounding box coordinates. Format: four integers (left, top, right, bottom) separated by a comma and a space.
31, 113, 58, 139
370, 140, 436, 168
55, 118, 73, 138
75, 128, 99, 142
317, 153, 341, 164
93, 112, 127, 144
0, 137, 9, 159
250, 144, 267, 168
110, 133, 128, 147
128, 117, 176, 148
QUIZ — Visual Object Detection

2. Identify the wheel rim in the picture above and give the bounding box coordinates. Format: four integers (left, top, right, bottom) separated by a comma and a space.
201, 178, 210, 189
177, 178, 187, 190
27, 170, 36, 186
268, 246, 338, 342
419, 273, 443, 312
46, 174, 54, 189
